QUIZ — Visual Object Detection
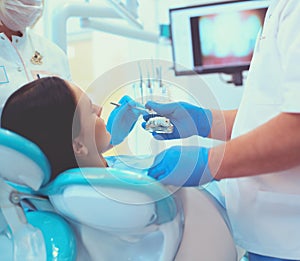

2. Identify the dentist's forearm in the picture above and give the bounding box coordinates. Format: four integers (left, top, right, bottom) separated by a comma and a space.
208, 109, 237, 141
209, 113, 300, 180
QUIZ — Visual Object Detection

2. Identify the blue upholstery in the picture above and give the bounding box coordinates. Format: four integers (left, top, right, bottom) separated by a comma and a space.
26, 211, 77, 261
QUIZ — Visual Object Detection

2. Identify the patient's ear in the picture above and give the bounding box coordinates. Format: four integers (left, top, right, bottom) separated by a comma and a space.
72, 137, 88, 156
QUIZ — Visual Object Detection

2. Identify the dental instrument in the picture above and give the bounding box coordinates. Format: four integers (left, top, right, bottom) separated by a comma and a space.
138, 62, 144, 104
146, 67, 153, 100
110, 101, 149, 115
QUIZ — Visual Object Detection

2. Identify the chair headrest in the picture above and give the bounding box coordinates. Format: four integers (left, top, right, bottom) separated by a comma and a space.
0, 128, 51, 190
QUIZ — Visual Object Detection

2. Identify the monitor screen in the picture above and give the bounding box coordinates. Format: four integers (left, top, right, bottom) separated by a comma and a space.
169, 0, 269, 76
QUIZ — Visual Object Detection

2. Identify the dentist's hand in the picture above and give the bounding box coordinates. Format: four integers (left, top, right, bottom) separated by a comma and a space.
148, 146, 213, 187
143, 101, 212, 140
107, 95, 144, 145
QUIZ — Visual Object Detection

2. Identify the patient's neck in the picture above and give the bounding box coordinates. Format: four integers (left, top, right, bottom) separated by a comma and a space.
100, 155, 109, 167
76, 153, 108, 168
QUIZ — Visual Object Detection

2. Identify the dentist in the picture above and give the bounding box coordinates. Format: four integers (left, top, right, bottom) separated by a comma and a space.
144, 0, 300, 260
0, 0, 71, 115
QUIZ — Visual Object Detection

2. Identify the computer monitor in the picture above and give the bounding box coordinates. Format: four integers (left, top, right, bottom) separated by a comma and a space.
169, 0, 269, 85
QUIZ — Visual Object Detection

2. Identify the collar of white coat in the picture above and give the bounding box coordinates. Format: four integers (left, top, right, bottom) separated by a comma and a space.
0, 28, 27, 45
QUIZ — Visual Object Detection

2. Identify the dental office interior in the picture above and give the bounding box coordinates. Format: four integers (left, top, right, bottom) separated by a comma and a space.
0, 0, 271, 260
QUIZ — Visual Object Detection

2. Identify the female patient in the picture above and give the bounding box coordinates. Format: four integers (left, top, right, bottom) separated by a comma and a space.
1, 76, 113, 180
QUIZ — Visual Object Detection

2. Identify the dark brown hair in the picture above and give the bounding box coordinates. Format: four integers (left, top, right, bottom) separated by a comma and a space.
1, 77, 80, 180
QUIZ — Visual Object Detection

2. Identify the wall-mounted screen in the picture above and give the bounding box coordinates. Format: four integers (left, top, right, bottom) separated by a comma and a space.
169, 0, 269, 79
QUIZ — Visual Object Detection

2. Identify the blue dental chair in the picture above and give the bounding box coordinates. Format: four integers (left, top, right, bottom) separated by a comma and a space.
0, 128, 77, 261
0, 128, 184, 261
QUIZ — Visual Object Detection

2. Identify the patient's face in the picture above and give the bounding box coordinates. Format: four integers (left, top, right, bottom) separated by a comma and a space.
68, 81, 111, 155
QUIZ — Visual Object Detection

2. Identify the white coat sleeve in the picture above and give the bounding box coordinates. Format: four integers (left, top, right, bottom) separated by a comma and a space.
277, 1, 300, 113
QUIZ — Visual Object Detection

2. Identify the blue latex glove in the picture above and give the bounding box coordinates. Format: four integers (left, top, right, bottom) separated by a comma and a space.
148, 146, 213, 187
107, 95, 146, 145
143, 101, 212, 140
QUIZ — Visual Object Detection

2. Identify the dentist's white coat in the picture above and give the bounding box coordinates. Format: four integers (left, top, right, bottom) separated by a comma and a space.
225, 0, 300, 258
0, 29, 71, 117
